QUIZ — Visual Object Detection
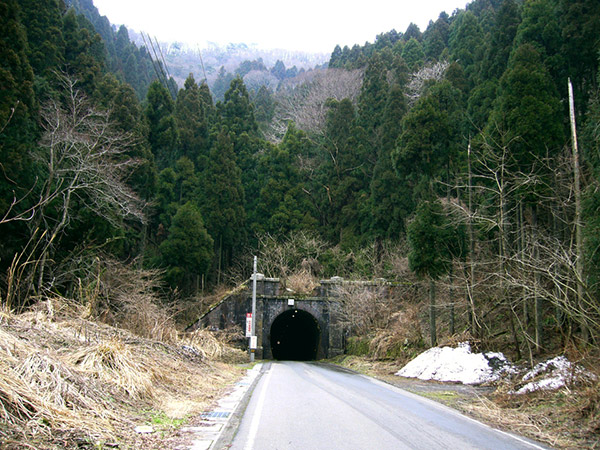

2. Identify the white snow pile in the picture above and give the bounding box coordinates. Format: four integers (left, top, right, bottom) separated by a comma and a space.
396, 342, 514, 385
396, 344, 596, 393
514, 356, 593, 394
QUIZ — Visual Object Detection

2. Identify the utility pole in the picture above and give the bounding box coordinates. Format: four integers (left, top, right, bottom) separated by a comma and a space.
568, 78, 588, 343
467, 139, 477, 336
250, 256, 257, 362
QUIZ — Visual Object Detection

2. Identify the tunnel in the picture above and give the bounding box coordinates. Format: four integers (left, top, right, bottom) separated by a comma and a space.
270, 309, 320, 361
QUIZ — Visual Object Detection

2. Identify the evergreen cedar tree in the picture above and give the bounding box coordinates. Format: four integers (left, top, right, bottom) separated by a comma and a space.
2, 0, 600, 347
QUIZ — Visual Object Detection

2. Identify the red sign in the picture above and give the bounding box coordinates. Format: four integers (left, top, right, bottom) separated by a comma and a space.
246, 313, 252, 337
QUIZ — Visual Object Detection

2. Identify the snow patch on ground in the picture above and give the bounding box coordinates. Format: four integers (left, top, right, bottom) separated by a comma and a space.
396, 344, 595, 394
514, 356, 589, 394
395, 342, 514, 385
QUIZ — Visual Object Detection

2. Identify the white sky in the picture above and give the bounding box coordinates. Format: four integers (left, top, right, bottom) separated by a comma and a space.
93, 0, 469, 53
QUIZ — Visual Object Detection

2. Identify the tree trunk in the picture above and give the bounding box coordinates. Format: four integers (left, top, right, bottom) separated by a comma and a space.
532, 206, 543, 352
429, 279, 437, 347
217, 235, 223, 285
519, 201, 529, 328
37, 187, 74, 294
509, 303, 522, 360
568, 78, 588, 344
467, 140, 478, 336
448, 267, 455, 336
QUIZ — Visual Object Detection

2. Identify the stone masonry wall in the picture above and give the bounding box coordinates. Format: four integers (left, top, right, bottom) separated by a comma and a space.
190, 277, 346, 359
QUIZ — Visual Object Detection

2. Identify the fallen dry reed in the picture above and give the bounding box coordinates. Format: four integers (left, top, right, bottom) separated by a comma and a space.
0, 296, 244, 449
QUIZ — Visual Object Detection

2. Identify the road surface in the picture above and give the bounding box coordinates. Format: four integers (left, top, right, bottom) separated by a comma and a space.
228, 361, 547, 450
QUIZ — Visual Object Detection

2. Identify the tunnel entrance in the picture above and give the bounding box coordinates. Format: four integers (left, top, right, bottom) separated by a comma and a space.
270, 309, 320, 361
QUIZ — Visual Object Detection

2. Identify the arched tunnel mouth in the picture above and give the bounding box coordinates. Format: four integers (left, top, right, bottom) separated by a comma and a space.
270, 309, 320, 361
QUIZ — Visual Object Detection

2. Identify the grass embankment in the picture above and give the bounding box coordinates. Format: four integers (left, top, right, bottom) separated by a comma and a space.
333, 352, 600, 449
0, 298, 246, 449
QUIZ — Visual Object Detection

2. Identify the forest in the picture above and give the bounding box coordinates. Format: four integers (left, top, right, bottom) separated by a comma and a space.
1, 0, 600, 362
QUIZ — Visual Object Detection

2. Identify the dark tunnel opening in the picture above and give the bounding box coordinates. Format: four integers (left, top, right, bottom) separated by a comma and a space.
270, 309, 320, 361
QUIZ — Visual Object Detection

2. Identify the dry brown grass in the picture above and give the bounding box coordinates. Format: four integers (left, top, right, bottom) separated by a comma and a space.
0, 297, 245, 449
438, 331, 481, 351
333, 354, 404, 379
183, 327, 247, 364
455, 359, 600, 449
67, 339, 154, 400
463, 390, 593, 448
464, 394, 571, 447
368, 305, 425, 361
0, 322, 116, 448
93, 260, 179, 343
286, 269, 320, 295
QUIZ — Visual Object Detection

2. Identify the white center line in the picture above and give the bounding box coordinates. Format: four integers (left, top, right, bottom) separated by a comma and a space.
244, 365, 274, 450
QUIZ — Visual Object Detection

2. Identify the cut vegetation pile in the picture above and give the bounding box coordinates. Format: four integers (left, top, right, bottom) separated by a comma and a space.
0, 299, 245, 449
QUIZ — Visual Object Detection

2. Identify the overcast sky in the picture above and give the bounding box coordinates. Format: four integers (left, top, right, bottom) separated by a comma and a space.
93, 0, 469, 53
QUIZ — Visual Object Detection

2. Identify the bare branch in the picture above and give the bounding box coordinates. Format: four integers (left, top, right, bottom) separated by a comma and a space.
267, 68, 363, 142
405, 60, 449, 106
37, 75, 145, 228
6, 74, 150, 301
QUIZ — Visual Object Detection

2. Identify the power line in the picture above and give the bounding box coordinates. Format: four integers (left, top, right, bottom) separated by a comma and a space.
153, 35, 178, 99
146, 33, 169, 84
141, 32, 168, 88
154, 36, 172, 81
142, 32, 176, 98
197, 45, 208, 83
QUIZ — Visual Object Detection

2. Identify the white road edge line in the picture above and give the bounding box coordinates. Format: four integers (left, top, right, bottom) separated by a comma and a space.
243, 364, 274, 450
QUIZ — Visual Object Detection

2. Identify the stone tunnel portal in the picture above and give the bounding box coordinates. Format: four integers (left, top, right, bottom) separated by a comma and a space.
270, 309, 320, 361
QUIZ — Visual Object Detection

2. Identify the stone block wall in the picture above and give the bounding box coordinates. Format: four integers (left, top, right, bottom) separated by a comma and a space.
190, 276, 347, 360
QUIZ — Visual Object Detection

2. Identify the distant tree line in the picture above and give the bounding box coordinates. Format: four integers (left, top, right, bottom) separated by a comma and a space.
65, 0, 161, 99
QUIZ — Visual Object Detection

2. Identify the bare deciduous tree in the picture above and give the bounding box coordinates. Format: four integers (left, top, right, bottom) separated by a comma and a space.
330, 281, 392, 336
449, 127, 551, 360
256, 231, 328, 286
499, 148, 600, 346
0, 183, 39, 225
37, 76, 145, 227
266, 68, 363, 141
13, 75, 146, 303
447, 123, 598, 359
405, 60, 449, 106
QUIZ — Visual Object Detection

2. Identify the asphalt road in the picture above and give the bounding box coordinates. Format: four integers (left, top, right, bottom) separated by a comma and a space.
228, 361, 548, 450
